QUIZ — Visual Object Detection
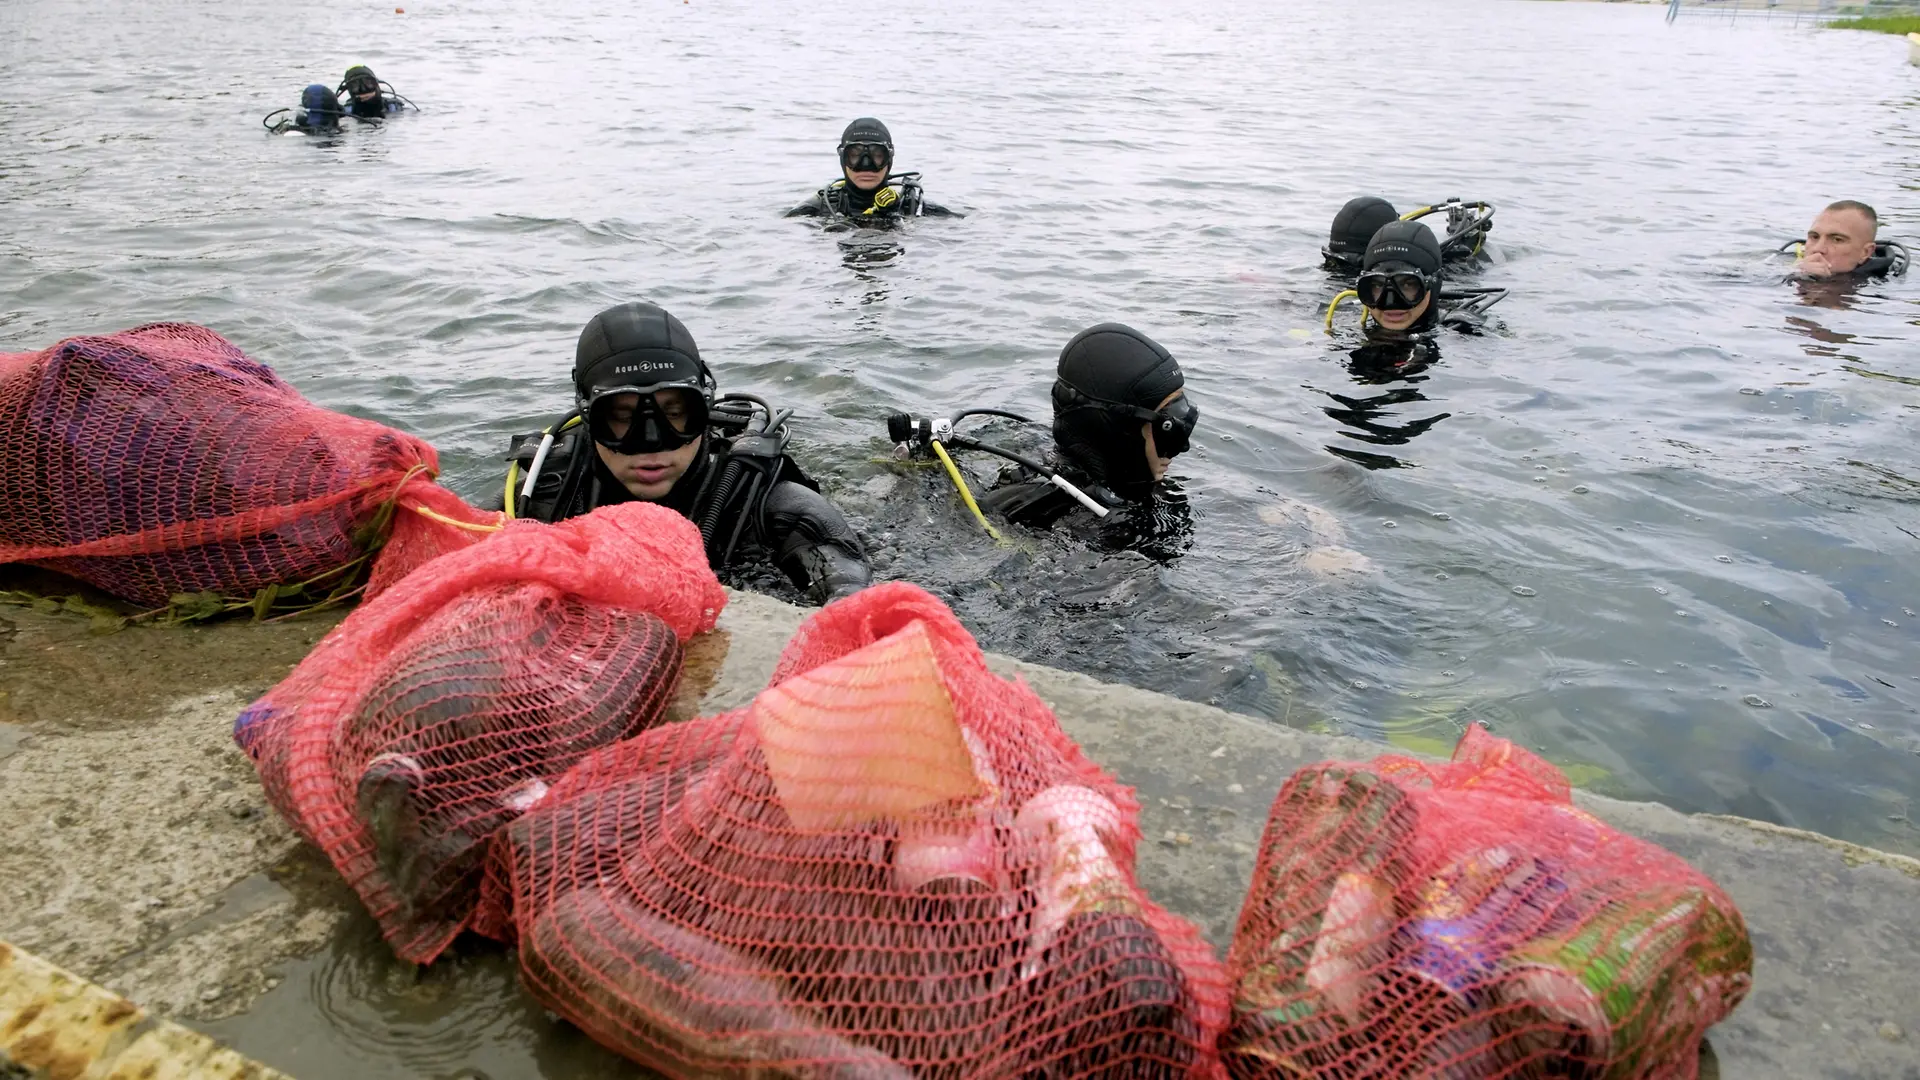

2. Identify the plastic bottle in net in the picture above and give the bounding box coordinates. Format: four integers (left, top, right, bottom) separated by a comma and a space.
1222, 726, 1752, 1079
235, 501, 727, 963
487, 582, 1229, 1078
0, 323, 448, 607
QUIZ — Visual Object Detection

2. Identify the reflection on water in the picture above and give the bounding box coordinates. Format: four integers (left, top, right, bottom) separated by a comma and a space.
201, 914, 648, 1079
1316, 338, 1453, 470
1, 0, 1917, 867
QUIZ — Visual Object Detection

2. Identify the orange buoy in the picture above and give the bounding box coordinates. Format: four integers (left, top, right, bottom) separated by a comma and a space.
395, 6, 404, 11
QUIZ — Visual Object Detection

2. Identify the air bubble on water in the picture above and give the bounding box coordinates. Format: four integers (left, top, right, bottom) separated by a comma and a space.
1741, 694, 1773, 708
1654, 668, 1667, 675
1654, 587, 1669, 595
1676, 661, 1689, 669
1761, 601, 1772, 607
1512, 586, 1537, 597
1676, 610, 1692, 617
1221, 433, 1235, 441
1431, 512, 1452, 521
1571, 485, 1590, 494
1382, 520, 1398, 529
1739, 387, 1762, 395
1715, 555, 1733, 564
1533, 476, 1548, 483
1906, 609, 1917, 618
1884, 619, 1900, 627
1623, 659, 1639, 666
1441, 670, 1456, 677
1350, 679, 1370, 690
1435, 572, 1450, 581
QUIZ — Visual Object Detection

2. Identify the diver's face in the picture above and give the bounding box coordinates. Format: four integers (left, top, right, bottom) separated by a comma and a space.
1801, 209, 1876, 276
1371, 293, 1431, 332
591, 391, 702, 499
841, 143, 890, 191
1141, 390, 1185, 481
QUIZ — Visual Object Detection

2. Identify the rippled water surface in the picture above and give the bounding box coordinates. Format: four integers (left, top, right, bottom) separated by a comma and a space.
5, 0, 1918, 874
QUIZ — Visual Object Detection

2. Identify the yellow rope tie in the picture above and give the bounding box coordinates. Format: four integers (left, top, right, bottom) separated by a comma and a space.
411, 505, 506, 533
931, 440, 1002, 542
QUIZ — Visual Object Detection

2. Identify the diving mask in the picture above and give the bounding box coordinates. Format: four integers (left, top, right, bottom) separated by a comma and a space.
585, 386, 709, 455
840, 142, 891, 173
1356, 268, 1436, 311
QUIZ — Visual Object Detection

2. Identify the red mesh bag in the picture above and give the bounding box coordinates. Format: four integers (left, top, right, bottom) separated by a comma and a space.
487, 582, 1229, 1078
0, 323, 449, 607
235, 502, 726, 962
1222, 726, 1752, 1079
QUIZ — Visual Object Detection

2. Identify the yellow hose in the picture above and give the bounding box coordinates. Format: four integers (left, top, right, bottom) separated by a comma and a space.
504, 460, 520, 519
932, 440, 1002, 542
1324, 290, 1359, 332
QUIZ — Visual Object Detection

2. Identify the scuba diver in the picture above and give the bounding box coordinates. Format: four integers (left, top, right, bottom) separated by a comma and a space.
1784, 201, 1909, 280
262, 84, 344, 134
338, 64, 414, 119
1322, 195, 1495, 272
497, 302, 872, 604
1325, 220, 1507, 338
785, 117, 959, 221
888, 323, 1198, 555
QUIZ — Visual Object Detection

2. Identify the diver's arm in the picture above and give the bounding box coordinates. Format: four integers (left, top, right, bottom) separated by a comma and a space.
977, 476, 1075, 529
761, 480, 872, 603
784, 192, 828, 218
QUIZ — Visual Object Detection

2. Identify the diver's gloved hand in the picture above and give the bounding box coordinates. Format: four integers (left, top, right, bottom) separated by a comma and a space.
802, 547, 874, 605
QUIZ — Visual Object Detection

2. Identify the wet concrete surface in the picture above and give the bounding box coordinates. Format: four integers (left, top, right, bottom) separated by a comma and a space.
2, 591, 1917, 1078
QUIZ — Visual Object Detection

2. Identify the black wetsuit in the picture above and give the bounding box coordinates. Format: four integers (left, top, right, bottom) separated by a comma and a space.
979, 460, 1194, 561
785, 175, 957, 220
498, 425, 871, 604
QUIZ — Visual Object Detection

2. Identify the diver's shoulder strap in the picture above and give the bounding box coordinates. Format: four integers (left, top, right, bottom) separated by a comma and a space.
502, 421, 585, 521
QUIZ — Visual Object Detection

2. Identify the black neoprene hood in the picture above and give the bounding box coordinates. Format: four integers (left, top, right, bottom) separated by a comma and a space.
572, 302, 708, 401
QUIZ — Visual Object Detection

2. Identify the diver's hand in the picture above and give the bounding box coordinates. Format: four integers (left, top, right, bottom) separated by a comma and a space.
1797, 252, 1834, 278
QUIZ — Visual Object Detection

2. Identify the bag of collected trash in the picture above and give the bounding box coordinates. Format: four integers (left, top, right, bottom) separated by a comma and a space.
487, 582, 1228, 1078
0, 322, 450, 610
235, 501, 725, 963
1221, 726, 1751, 1080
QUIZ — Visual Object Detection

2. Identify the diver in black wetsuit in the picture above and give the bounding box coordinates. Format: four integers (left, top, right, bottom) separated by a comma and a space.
1328, 220, 1507, 338
785, 117, 958, 221
975, 324, 1198, 537
1787, 200, 1909, 281
339, 64, 412, 119
1322, 195, 1494, 272
496, 302, 872, 604
262, 84, 344, 134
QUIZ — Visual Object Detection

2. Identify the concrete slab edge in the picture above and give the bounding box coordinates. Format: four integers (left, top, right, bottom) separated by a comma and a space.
0, 939, 291, 1080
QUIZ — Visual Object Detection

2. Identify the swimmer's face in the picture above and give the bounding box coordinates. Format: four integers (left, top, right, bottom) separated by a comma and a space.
1141, 389, 1185, 482
591, 390, 702, 500
1800, 208, 1876, 277
1371, 293, 1431, 332
841, 143, 890, 191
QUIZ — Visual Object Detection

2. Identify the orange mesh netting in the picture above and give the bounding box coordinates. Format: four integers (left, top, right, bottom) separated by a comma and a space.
1222, 726, 1751, 1079
235, 502, 726, 963
484, 582, 1229, 1078
0, 323, 450, 607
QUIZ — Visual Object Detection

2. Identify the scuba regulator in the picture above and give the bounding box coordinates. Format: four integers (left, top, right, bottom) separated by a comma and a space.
887, 408, 1110, 539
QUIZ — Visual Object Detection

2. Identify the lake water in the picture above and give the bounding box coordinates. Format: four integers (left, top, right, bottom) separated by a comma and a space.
3, 2, 1918, 1064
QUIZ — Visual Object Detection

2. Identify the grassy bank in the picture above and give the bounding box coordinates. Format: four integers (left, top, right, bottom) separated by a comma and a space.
1827, 15, 1920, 33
